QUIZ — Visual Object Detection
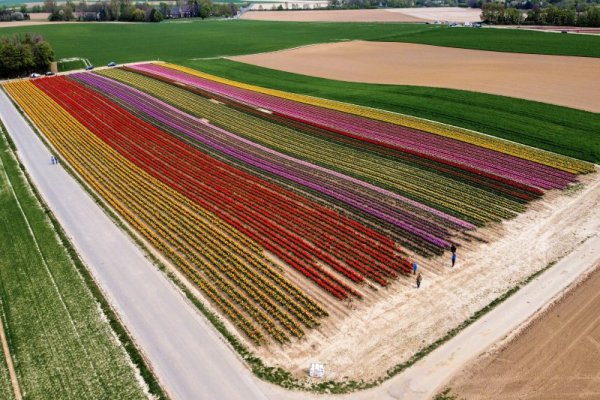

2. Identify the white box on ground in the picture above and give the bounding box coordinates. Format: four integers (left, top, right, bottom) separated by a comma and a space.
309, 363, 325, 378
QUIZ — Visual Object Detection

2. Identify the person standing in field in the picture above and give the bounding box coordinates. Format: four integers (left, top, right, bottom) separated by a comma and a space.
412, 261, 418, 275
451, 252, 457, 268
416, 272, 422, 289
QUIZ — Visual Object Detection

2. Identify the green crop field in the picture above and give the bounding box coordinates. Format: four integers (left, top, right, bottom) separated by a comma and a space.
381, 26, 600, 58
185, 59, 600, 163
1, 20, 599, 65
0, 342, 13, 400
0, 128, 150, 399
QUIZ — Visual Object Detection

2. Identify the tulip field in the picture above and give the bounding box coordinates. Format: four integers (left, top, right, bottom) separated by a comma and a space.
2, 63, 592, 345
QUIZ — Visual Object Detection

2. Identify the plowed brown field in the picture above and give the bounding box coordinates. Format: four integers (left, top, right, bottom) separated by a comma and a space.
451, 263, 600, 399
231, 41, 600, 112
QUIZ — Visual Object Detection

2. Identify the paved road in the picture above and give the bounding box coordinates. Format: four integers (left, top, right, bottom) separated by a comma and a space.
2, 87, 599, 400
0, 90, 268, 400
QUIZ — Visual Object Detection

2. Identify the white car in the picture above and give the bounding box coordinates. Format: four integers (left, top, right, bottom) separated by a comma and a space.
30, 73, 41, 78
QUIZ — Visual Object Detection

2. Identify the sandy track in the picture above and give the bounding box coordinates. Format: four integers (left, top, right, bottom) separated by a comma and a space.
231, 41, 600, 113
242, 9, 426, 22
242, 7, 481, 22
255, 169, 600, 381
451, 263, 600, 399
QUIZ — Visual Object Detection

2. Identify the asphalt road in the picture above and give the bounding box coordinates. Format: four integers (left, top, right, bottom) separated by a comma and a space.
0, 89, 268, 400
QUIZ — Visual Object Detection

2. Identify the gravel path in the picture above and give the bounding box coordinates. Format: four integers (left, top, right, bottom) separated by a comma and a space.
0, 89, 268, 400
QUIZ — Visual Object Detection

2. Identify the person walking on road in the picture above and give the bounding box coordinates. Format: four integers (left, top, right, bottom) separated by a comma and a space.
412, 261, 418, 275
416, 272, 422, 289
50, 155, 55, 164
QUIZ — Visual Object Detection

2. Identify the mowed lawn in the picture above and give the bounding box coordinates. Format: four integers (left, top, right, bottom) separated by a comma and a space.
185, 59, 600, 163
0, 130, 148, 399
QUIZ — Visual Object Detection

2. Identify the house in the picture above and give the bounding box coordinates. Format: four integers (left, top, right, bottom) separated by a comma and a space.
169, 5, 192, 18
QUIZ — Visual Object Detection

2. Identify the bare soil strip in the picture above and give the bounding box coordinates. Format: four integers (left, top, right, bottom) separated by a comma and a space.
0, 320, 21, 400
241, 7, 481, 22
231, 41, 600, 113
0, 315, 21, 400
242, 9, 426, 22
451, 262, 600, 399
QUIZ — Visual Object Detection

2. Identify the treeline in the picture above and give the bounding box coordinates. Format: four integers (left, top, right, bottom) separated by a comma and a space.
482, 2, 600, 26
0, 34, 54, 79
43, 0, 237, 22
327, 0, 468, 8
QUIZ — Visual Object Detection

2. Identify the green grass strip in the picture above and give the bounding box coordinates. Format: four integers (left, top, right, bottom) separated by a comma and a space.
182, 59, 600, 163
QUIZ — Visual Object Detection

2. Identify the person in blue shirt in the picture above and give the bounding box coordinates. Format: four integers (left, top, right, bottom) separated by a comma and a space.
412, 261, 418, 275
451, 252, 457, 268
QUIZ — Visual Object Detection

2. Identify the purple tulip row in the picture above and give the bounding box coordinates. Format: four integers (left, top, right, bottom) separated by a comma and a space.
130, 63, 577, 194
73, 72, 478, 249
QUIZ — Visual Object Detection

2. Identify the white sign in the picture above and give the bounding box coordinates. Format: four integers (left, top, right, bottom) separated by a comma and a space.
309, 363, 325, 378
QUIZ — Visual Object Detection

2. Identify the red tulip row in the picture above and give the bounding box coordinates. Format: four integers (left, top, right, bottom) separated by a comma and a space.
33, 76, 412, 302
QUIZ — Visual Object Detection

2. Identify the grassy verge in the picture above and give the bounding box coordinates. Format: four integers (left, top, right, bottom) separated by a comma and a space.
378, 26, 600, 57
57, 59, 87, 72
182, 59, 600, 163
0, 20, 599, 66
0, 122, 167, 399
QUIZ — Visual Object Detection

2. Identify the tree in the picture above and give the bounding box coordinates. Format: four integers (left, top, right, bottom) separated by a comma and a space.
198, 0, 212, 18
0, 34, 53, 78
43, 0, 57, 12
481, 2, 505, 23
131, 7, 145, 20
149, 8, 163, 21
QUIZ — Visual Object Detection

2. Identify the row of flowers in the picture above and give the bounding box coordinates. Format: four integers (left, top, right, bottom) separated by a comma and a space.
5, 79, 328, 345
159, 62, 594, 175
98, 67, 529, 232
133, 63, 581, 195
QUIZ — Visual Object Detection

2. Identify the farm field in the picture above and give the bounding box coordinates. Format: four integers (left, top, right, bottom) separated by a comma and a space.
0, 127, 150, 398
187, 59, 600, 163
1, 20, 600, 64
451, 262, 600, 399
242, 9, 428, 22
231, 41, 600, 113
242, 7, 482, 23
3, 64, 597, 382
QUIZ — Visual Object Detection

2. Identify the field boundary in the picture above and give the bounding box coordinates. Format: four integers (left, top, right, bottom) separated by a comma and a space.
0, 258, 22, 400
0, 95, 170, 400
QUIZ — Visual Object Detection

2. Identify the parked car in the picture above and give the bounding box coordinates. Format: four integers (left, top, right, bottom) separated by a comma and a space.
107, 61, 117, 67
45, 71, 54, 76
85, 65, 94, 71
30, 73, 41, 78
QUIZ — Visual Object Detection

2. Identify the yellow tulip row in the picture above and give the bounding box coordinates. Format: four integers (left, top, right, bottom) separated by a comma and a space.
4, 80, 325, 344
161, 62, 593, 175
99, 68, 524, 226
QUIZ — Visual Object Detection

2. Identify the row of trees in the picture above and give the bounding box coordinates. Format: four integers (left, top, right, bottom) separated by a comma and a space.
0, 34, 54, 79
481, 2, 600, 26
42, 0, 237, 22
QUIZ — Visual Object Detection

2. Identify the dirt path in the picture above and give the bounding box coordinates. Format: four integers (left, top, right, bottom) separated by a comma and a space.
241, 7, 481, 22
0, 310, 22, 400
451, 262, 600, 399
242, 9, 426, 22
231, 41, 600, 113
